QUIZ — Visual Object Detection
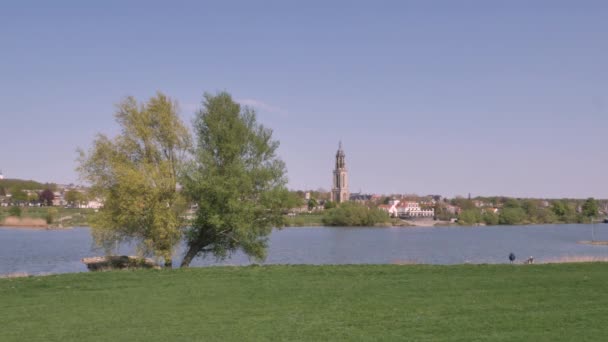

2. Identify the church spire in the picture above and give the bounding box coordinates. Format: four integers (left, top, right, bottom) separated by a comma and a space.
331, 141, 349, 203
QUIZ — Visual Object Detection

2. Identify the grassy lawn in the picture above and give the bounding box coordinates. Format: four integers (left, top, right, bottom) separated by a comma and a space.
1, 264, 608, 341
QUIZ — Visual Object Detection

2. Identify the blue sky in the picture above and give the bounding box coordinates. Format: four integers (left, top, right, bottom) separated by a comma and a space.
1, 1, 606, 198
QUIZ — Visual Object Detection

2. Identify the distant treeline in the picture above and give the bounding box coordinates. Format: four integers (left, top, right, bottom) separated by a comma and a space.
439, 197, 604, 226
0, 178, 57, 195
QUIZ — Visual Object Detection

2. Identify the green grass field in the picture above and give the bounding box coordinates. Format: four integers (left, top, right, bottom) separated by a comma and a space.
2, 264, 607, 341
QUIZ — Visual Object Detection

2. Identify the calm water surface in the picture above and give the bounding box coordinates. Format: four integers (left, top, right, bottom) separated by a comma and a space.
1, 224, 608, 275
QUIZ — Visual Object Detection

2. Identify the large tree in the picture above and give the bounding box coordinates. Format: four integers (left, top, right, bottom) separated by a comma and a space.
78, 93, 191, 267
180, 92, 290, 267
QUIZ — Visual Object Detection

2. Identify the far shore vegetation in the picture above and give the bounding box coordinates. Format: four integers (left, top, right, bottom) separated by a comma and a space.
447, 196, 602, 226
1, 197, 605, 229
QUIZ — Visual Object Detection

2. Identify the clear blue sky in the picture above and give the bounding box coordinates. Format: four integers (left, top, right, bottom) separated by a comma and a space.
1, 1, 606, 198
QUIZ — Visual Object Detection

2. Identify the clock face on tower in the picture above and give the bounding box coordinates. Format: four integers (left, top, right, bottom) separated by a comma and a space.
331, 142, 349, 203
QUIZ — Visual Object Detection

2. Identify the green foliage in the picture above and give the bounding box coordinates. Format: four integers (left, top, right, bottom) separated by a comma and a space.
8, 206, 22, 217
78, 92, 191, 266
9, 189, 28, 202
503, 198, 521, 209
3, 264, 608, 341
181, 92, 289, 267
45, 208, 58, 224
582, 198, 598, 219
0, 207, 94, 227
551, 200, 579, 223
324, 200, 337, 210
452, 198, 475, 210
284, 213, 324, 227
0, 178, 54, 192
307, 198, 318, 211
322, 202, 390, 226
64, 190, 85, 206
451, 197, 598, 226
482, 211, 499, 226
499, 207, 526, 225
284, 191, 304, 209
458, 209, 482, 225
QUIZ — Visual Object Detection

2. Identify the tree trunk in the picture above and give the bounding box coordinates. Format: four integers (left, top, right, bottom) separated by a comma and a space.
180, 242, 202, 268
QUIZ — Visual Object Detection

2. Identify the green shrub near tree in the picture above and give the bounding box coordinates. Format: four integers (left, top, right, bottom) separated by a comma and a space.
46, 208, 58, 224
8, 206, 22, 217
498, 207, 527, 225
322, 202, 390, 226
482, 211, 499, 226
458, 209, 482, 226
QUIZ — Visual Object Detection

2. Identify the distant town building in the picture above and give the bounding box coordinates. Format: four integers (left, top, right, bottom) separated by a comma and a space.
0, 170, 4, 180
396, 201, 434, 218
330, 142, 349, 203
378, 200, 435, 218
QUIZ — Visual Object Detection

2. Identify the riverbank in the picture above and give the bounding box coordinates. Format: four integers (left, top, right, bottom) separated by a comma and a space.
0, 207, 94, 228
284, 214, 450, 227
2, 264, 608, 341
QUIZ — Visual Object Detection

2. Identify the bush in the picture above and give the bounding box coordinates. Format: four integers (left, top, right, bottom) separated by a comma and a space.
499, 208, 526, 225
458, 209, 482, 225
46, 208, 58, 224
8, 206, 22, 217
482, 211, 499, 226
322, 202, 389, 226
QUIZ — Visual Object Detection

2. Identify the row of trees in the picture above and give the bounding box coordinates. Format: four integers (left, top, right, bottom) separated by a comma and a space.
3, 188, 56, 206
78, 92, 290, 268
455, 198, 601, 226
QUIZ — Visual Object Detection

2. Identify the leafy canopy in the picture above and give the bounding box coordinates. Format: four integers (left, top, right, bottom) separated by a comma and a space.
78, 93, 191, 266
180, 92, 289, 267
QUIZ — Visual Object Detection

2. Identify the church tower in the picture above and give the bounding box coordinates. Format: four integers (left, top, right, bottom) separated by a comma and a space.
331, 142, 349, 203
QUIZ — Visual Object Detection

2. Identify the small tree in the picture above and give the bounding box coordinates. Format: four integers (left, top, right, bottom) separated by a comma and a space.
39, 189, 55, 206
27, 192, 39, 204
308, 198, 318, 211
582, 198, 598, 220
10, 189, 28, 203
64, 190, 83, 207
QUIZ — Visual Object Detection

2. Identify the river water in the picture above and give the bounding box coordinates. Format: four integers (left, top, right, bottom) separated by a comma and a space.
1, 224, 608, 275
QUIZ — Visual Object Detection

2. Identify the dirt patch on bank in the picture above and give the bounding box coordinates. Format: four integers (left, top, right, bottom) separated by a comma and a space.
1, 217, 48, 228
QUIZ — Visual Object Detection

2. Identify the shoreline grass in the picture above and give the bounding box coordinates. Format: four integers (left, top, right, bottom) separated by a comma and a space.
0, 207, 94, 228
2, 264, 608, 341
